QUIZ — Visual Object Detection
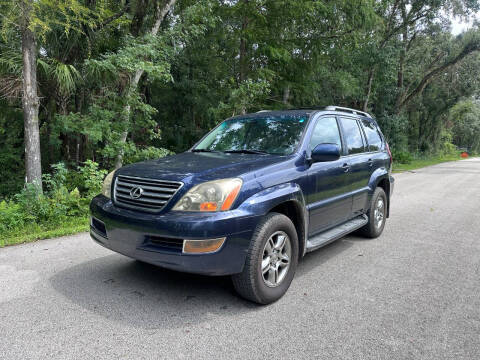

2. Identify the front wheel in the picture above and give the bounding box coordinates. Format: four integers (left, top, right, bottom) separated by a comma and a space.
358, 187, 387, 238
232, 212, 298, 304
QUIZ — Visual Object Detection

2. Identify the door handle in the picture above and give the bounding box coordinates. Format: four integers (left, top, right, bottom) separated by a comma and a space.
342, 163, 350, 173
367, 158, 373, 167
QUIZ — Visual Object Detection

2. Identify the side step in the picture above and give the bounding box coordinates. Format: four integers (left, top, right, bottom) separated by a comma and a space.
306, 215, 368, 253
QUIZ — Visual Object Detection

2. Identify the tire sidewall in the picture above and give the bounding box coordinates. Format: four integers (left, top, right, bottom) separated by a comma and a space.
253, 214, 299, 304
369, 188, 387, 237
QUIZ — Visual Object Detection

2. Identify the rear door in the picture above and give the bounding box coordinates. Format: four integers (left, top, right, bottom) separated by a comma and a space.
307, 116, 351, 234
338, 117, 371, 218
360, 118, 385, 175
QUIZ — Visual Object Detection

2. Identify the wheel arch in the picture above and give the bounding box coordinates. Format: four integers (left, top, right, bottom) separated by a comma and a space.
239, 182, 308, 258
268, 200, 307, 259
369, 169, 391, 218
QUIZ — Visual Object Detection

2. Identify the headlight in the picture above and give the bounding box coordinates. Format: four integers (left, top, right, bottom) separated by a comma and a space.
102, 170, 116, 199
172, 178, 242, 212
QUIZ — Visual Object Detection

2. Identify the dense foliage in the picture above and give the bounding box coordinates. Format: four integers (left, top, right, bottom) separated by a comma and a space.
0, 161, 105, 245
1, 0, 480, 202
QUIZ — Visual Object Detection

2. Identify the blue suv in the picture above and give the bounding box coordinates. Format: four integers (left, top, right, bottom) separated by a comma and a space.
90, 106, 394, 304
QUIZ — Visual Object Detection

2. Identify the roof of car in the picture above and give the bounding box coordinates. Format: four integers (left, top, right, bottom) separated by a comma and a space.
233, 106, 375, 120
237, 109, 314, 117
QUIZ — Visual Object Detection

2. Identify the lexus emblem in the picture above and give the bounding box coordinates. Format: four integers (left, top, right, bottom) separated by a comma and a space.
129, 186, 144, 199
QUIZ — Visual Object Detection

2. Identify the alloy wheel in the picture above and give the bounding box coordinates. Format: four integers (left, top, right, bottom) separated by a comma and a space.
261, 231, 291, 287
374, 197, 385, 229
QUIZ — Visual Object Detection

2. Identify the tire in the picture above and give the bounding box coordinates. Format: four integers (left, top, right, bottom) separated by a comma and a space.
358, 187, 387, 238
232, 212, 299, 304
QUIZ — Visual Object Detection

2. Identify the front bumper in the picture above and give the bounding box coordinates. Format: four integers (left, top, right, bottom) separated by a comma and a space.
89, 195, 262, 275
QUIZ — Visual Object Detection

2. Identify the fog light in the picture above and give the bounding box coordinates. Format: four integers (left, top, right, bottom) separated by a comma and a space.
183, 238, 226, 254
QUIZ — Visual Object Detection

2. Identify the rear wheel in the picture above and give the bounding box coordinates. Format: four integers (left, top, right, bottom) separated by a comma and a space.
358, 187, 387, 238
232, 212, 298, 304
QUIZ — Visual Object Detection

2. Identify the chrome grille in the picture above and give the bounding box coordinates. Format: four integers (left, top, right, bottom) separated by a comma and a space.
113, 175, 183, 212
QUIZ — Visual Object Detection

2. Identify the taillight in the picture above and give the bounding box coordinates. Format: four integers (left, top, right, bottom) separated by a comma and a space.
386, 142, 393, 166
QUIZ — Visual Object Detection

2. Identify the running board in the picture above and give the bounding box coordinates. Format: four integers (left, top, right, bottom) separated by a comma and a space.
306, 215, 368, 252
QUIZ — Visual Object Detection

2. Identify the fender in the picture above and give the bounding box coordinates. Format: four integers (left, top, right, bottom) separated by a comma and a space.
237, 182, 308, 257
368, 167, 392, 216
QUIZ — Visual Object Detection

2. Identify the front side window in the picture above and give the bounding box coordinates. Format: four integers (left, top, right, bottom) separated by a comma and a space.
340, 117, 365, 155
309, 117, 341, 151
194, 115, 308, 155
361, 119, 383, 151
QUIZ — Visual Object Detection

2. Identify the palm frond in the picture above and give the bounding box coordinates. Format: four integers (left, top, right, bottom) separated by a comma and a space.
50, 59, 83, 96
0, 49, 22, 76
37, 58, 52, 77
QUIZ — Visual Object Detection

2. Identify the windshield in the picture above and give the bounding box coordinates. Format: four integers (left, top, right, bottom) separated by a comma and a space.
193, 115, 308, 155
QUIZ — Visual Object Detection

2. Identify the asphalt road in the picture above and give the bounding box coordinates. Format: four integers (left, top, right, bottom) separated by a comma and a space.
1, 158, 480, 360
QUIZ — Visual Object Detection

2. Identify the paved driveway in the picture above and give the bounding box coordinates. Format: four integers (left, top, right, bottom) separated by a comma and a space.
1, 158, 479, 359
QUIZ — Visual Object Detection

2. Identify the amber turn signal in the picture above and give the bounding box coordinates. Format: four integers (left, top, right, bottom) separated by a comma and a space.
183, 237, 226, 254
221, 183, 241, 210
200, 202, 218, 211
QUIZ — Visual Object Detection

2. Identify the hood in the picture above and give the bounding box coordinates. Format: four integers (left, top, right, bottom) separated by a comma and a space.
116, 151, 291, 182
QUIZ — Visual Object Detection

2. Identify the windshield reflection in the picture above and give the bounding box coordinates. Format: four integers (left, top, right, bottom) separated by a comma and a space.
194, 115, 308, 155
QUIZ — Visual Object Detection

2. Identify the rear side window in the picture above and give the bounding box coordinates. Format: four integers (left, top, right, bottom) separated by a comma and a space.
361, 119, 383, 151
309, 117, 341, 150
340, 118, 365, 154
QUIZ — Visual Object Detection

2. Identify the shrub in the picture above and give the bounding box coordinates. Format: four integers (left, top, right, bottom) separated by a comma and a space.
439, 131, 458, 157
123, 146, 173, 165
1, 160, 106, 240
43, 162, 68, 193
0, 200, 27, 232
76, 160, 107, 198
392, 149, 413, 164
14, 183, 51, 223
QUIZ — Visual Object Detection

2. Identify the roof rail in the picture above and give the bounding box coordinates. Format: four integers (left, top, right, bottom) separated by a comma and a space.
256, 110, 271, 113
324, 106, 372, 118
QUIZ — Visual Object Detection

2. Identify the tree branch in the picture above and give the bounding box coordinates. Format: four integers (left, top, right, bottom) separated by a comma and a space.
0, 11, 20, 29
93, 1, 131, 32
151, 0, 177, 36
406, 30, 418, 52
381, 11, 429, 48
399, 37, 480, 109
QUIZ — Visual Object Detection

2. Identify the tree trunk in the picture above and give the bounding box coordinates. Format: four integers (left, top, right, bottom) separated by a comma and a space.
282, 86, 290, 105
114, 0, 177, 169
362, 68, 375, 112
238, 1, 249, 115
395, 3, 408, 111
75, 89, 85, 164
75, 136, 81, 165
114, 105, 130, 169
239, 16, 248, 84
21, 24, 43, 192
46, 99, 55, 166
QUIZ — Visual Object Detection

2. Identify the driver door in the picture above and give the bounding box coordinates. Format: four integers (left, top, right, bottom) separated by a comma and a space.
307, 116, 351, 235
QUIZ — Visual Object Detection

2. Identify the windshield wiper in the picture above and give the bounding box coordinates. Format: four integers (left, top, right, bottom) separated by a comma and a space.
191, 149, 219, 153
223, 149, 270, 155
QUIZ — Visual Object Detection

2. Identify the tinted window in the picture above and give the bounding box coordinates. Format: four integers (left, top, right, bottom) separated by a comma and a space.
195, 115, 307, 155
361, 119, 383, 151
309, 117, 341, 150
340, 118, 365, 154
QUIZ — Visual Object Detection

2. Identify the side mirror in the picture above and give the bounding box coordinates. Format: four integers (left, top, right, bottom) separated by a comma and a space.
310, 143, 341, 163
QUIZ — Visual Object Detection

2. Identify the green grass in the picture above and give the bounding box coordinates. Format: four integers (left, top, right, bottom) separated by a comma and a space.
0, 217, 89, 248
393, 155, 468, 172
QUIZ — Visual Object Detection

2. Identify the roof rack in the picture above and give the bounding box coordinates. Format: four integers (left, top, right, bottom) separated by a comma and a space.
287, 106, 325, 110
324, 106, 372, 118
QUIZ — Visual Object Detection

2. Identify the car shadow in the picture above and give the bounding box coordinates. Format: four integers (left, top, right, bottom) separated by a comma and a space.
296, 237, 355, 277
49, 238, 353, 330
